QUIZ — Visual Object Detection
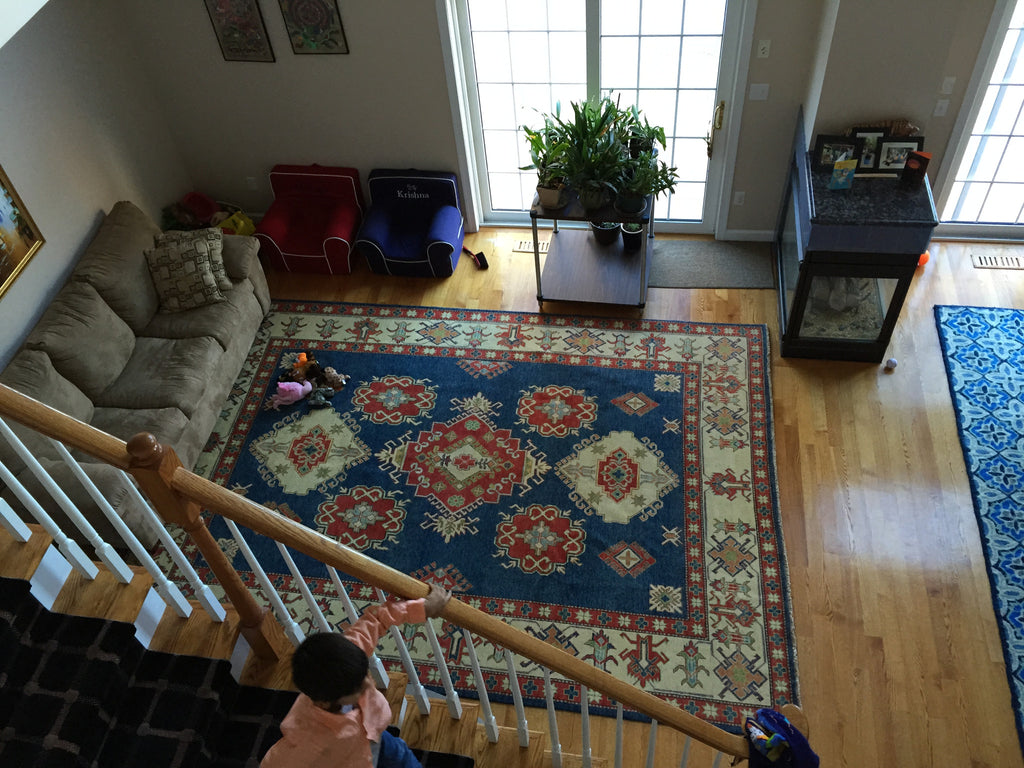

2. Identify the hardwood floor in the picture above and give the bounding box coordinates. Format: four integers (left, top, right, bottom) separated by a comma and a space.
267, 232, 1024, 768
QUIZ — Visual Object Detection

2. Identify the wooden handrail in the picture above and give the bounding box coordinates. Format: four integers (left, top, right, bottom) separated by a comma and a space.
171, 467, 752, 758
0, 384, 130, 468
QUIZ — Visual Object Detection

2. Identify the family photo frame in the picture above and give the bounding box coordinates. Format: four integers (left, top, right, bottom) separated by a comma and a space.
878, 137, 926, 171
852, 127, 887, 171
812, 135, 864, 172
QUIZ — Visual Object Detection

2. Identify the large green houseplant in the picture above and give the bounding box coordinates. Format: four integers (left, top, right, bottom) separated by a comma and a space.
614, 150, 679, 214
520, 112, 569, 209
555, 96, 630, 211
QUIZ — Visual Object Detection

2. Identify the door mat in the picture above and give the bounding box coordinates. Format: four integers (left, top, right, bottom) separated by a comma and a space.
649, 239, 775, 289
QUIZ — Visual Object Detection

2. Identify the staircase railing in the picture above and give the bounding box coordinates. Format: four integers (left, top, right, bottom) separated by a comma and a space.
0, 382, 807, 765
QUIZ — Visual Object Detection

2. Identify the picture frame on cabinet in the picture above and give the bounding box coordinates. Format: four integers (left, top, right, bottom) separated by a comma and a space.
812, 135, 864, 172
878, 137, 926, 171
851, 128, 887, 171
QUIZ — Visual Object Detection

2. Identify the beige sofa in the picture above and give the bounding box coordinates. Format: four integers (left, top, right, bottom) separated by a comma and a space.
0, 200, 270, 549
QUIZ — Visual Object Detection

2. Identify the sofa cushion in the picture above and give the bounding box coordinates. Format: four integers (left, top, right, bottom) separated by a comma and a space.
0, 349, 95, 471
94, 336, 222, 418
221, 234, 260, 280
145, 240, 227, 312
139, 279, 260, 352
23, 281, 136, 400
72, 201, 163, 332
156, 228, 233, 292
90, 405, 190, 452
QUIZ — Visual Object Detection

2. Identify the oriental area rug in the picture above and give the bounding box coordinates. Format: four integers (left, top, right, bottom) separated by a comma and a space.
178, 301, 798, 729
935, 305, 1024, 754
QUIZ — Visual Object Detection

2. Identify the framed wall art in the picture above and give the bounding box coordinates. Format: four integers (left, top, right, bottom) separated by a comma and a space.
811, 135, 864, 172
204, 0, 275, 63
279, 0, 349, 54
878, 137, 926, 171
0, 163, 44, 301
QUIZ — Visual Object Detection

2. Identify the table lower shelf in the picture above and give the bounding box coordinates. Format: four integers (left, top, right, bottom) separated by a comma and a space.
536, 228, 649, 306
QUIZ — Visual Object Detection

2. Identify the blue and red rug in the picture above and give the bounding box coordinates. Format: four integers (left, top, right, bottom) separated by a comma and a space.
184, 301, 798, 729
935, 305, 1024, 755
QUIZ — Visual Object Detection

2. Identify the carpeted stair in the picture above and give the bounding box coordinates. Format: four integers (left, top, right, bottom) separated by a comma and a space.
0, 575, 474, 768
0, 575, 294, 767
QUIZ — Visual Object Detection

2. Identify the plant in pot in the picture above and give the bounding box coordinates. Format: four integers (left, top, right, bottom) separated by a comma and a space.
626, 107, 667, 158
590, 220, 620, 246
520, 114, 569, 209
614, 150, 679, 215
557, 97, 629, 212
620, 222, 643, 252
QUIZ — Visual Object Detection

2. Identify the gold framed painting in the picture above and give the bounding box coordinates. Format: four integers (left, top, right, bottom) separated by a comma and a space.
0, 164, 44, 301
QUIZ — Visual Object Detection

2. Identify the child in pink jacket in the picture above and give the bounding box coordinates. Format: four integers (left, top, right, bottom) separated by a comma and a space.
261, 584, 451, 768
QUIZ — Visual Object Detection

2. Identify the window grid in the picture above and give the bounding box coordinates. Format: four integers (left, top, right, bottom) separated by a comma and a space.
943, 1, 1024, 224
463, 0, 726, 221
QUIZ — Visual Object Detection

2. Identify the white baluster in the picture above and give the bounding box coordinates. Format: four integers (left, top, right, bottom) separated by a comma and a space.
463, 630, 499, 743
580, 684, 592, 768
51, 440, 192, 616
277, 541, 331, 633
0, 456, 96, 579
503, 647, 530, 748
615, 701, 623, 768
678, 735, 691, 768
375, 587, 430, 714
423, 616, 462, 718
225, 519, 304, 645
327, 567, 388, 689
542, 666, 562, 768
0, 498, 31, 541
645, 719, 658, 768
122, 474, 225, 621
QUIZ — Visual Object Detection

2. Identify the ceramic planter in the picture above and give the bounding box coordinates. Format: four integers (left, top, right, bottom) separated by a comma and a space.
590, 221, 620, 245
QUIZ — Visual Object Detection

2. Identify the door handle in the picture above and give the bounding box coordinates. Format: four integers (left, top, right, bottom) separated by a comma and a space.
707, 100, 725, 158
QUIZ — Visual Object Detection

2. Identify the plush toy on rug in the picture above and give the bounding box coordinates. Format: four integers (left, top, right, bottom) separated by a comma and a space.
307, 387, 337, 408
268, 380, 312, 410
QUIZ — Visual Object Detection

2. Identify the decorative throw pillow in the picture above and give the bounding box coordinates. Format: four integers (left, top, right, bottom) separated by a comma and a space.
155, 228, 233, 291
145, 240, 227, 312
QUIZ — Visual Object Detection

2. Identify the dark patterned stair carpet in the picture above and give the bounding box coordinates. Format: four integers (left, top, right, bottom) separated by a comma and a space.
0, 576, 474, 767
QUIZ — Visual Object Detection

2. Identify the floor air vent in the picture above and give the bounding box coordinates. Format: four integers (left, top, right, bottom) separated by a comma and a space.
513, 239, 549, 253
971, 253, 1024, 270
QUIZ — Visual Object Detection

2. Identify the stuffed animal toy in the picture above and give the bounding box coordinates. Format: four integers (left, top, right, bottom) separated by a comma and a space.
307, 387, 336, 408
268, 380, 312, 409
321, 367, 350, 390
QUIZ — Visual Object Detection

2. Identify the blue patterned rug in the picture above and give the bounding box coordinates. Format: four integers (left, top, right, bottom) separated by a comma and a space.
935, 305, 1024, 753
171, 302, 798, 728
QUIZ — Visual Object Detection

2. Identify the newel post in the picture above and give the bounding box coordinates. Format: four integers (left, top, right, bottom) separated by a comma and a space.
126, 433, 281, 661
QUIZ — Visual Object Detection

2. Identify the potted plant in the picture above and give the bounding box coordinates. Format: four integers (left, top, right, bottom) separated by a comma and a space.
626, 107, 667, 158
590, 220, 620, 245
520, 113, 569, 209
614, 150, 679, 215
620, 222, 643, 252
557, 97, 629, 211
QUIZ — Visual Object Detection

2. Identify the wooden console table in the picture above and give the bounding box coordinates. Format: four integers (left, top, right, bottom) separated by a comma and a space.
530, 191, 653, 308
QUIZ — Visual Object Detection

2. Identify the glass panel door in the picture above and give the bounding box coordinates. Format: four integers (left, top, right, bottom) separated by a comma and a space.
458, 0, 737, 231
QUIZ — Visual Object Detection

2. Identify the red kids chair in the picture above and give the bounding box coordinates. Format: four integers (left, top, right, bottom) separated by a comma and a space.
255, 164, 364, 274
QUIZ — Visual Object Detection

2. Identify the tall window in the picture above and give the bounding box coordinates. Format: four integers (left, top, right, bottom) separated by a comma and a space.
462, 0, 728, 223
942, 0, 1024, 223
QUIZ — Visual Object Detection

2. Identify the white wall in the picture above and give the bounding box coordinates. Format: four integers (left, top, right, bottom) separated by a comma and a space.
0, 0, 191, 366
120, 0, 461, 214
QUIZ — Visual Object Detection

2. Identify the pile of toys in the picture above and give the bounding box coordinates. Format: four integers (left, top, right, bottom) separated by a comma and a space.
268, 353, 350, 410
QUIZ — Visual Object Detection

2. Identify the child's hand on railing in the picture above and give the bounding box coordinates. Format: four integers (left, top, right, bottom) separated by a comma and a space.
424, 584, 452, 618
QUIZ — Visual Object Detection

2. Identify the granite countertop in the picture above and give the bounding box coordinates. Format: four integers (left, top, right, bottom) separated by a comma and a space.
806, 156, 939, 227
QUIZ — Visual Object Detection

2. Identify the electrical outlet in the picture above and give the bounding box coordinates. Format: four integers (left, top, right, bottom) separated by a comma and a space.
245, 176, 258, 190
757, 39, 771, 58
934, 99, 950, 117
733, 191, 746, 206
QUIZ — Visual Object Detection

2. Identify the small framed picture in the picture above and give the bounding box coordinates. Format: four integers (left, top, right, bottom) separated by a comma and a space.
812, 135, 864, 172
878, 138, 926, 171
851, 128, 887, 171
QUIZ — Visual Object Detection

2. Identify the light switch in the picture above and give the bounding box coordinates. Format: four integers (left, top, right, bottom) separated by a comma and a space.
749, 83, 770, 101
941, 76, 956, 95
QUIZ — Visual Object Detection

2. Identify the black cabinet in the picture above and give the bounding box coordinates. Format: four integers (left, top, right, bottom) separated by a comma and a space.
774, 112, 938, 362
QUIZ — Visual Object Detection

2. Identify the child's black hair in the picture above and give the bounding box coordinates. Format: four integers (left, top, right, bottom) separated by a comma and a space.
291, 632, 369, 701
